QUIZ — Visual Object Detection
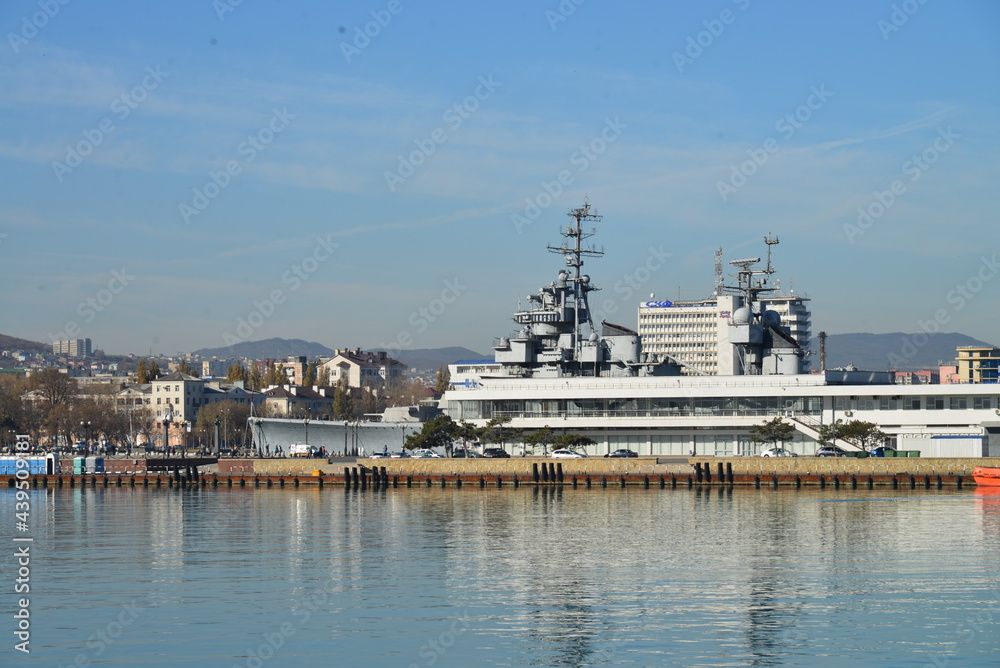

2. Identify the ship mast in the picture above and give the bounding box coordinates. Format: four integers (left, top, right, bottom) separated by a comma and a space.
547, 199, 603, 359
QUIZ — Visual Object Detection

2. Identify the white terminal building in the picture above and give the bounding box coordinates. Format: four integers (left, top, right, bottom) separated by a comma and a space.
638, 294, 812, 375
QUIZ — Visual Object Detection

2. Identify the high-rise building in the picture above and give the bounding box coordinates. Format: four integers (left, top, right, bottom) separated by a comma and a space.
637, 295, 811, 375
52, 338, 92, 358
956, 346, 1000, 384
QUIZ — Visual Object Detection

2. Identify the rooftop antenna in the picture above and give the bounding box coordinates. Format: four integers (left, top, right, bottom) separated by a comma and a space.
763, 234, 779, 275
547, 199, 603, 355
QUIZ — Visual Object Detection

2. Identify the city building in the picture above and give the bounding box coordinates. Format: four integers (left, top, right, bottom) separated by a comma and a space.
318, 349, 407, 389
956, 346, 1000, 384
637, 294, 811, 375
52, 338, 92, 358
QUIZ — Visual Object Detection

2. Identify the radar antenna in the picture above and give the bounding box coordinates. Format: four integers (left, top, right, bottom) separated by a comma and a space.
547, 200, 604, 355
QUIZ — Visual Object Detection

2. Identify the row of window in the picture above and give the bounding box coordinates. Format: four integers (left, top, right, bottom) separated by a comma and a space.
833, 396, 993, 411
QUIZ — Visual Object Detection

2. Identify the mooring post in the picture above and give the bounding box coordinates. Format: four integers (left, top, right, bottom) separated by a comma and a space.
556, 463, 564, 483
694, 463, 703, 483
717, 463, 724, 483
540, 464, 549, 483
726, 462, 734, 484
532, 463, 540, 483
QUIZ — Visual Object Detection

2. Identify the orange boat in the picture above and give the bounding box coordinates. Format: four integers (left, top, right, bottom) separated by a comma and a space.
972, 467, 1000, 486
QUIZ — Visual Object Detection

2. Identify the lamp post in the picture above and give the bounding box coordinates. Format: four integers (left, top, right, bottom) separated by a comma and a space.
304, 407, 311, 446
214, 418, 221, 456
80, 420, 91, 453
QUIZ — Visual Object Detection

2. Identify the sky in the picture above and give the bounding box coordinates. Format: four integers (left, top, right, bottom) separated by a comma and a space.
1, 0, 998, 358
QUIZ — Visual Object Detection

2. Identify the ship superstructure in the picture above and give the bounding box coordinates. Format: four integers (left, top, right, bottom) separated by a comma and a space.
493, 200, 679, 378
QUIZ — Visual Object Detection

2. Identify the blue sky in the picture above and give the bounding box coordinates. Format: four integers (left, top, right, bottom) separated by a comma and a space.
1, 0, 998, 357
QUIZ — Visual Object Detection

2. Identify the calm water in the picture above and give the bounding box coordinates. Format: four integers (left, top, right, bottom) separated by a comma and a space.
2, 485, 999, 667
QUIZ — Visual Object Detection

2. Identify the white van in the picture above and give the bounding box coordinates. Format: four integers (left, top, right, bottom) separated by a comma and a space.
288, 444, 318, 457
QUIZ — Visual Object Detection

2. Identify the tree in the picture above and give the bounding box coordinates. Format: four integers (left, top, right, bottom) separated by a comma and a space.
226, 363, 249, 385
317, 365, 331, 387
749, 416, 796, 450
403, 414, 456, 451
195, 400, 253, 450
332, 377, 352, 420
817, 419, 846, 447
480, 416, 513, 449
134, 359, 149, 384
433, 365, 450, 394
302, 361, 318, 388
148, 360, 162, 380
522, 426, 555, 456
178, 359, 199, 377
248, 363, 264, 391
32, 368, 76, 407
553, 433, 596, 450
838, 420, 888, 452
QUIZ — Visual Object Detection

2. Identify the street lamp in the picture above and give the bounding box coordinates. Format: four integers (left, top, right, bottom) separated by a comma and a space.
80, 420, 91, 452
304, 407, 311, 446
214, 418, 221, 456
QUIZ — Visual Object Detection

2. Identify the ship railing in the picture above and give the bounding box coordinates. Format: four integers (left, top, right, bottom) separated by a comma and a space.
489, 409, 823, 420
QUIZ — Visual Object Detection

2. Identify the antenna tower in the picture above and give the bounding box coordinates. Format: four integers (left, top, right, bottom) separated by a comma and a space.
547, 199, 604, 352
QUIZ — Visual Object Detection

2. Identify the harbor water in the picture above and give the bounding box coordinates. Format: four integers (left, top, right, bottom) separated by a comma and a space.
3, 485, 999, 666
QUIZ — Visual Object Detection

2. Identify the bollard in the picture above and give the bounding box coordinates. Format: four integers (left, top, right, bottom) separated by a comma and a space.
456, 477, 463, 488
381, 467, 388, 485
496, 476, 503, 488
671, 475, 677, 488
441, 477, 447, 488
717, 463, 725, 483
924, 475, 931, 489
659, 476, 666, 489
556, 463, 564, 483
541, 464, 549, 483
891, 477, 898, 489
511, 476, 517, 488
705, 465, 713, 484
819, 476, 825, 489
851, 476, 857, 489
909, 474, 916, 489
585, 476, 592, 488
687, 475, 693, 488
795, 476, 801, 489
644, 476, 650, 489
601, 476, 607, 488
619, 476, 626, 488
956, 475, 962, 489
867, 476, 874, 489
393, 476, 399, 488
532, 463, 540, 483
754, 475, 760, 489
407, 476, 413, 488
726, 462, 734, 484
479, 476, 485, 488
772, 475, 778, 489
694, 463, 703, 483
833, 476, 840, 489
572, 476, 578, 488
425, 477, 432, 488
936, 475, 943, 489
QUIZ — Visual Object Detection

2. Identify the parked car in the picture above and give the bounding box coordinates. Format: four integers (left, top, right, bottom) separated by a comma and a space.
815, 445, 848, 457
411, 449, 443, 458
482, 448, 510, 458
390, 451, 410, 458
760, 447, 797, 457
869, 446, 897, 457
551, 449, 587, 459
368, 452, 391, 459
605, 449, 638, 458
452, 449, 483, 458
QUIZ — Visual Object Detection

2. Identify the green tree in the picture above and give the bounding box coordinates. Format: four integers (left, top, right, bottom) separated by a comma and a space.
522, 426, 556, 456
839, 420, 888, 452
749, 416, 796, 450
317, 365, 331, 387
480, 416, 513, 449
226, 363, 249, 384
248, 363, 264, 391
553, 433, 596, 450
148, 360, 162, 380
404, 414, 456, 451
332, 377, 352, 420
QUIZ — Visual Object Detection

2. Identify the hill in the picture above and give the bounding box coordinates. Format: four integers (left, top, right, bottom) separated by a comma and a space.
0, 333, 49, 354
190, 338, 487, 370
822, 332, 994, 371
393, 347, 488, 372
192, 338, 335, 359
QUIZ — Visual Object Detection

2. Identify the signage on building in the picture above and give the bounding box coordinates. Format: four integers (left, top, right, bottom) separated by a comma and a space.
643, 301, 673, 308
